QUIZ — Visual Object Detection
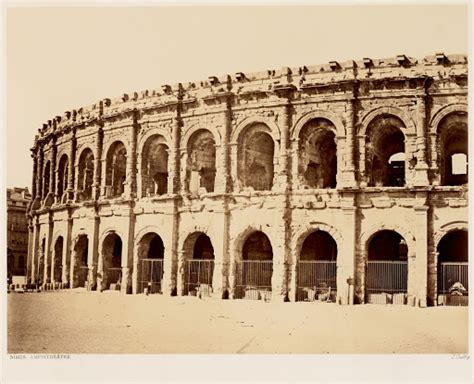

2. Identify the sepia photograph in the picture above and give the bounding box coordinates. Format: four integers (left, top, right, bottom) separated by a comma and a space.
1, 1, 471, 383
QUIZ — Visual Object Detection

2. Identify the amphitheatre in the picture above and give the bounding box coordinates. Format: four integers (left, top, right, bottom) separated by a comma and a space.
25, 53, 468, 307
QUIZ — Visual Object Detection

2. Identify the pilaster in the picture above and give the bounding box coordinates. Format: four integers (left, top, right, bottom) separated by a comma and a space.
413, 93, 429, 186
337, 204, 357, 305
67, 130, 76, 202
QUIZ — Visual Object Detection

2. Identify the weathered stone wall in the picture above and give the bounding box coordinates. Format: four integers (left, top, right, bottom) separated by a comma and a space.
27, 54, 468, 306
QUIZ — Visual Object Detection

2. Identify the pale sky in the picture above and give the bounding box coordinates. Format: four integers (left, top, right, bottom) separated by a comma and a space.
6, 4, 468, 189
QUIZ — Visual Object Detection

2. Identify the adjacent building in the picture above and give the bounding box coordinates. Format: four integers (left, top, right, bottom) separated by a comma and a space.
7, 187, 31, 279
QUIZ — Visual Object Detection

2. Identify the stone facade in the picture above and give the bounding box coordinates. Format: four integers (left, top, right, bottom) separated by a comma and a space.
26, 53, 468, 306
7, 187, 31, 278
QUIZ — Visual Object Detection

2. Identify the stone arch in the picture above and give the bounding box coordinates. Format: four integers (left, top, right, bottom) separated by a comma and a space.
434, 221, 468, 247
71, 231, 90, 288
362, 111, 410, 187
43, 160, 51, 198
104, 140, 127, 198
429, 103, 468, 134
52, 235, 64, 282
181, 232, 215, 260
360, 223, 415, 258
134, 225, 167, 248
181, 123, 222, 149
231, 115, 281, 144
52, 230, 66, 246
184, 129, 217, 194
134, 229, 166, 294
99, 229, 124, 290
291, 110, 345, 140
232, 224, 276, 262
433, 109, 468, 186
99, 227, 126, 247
77, 147, 94, 201
139, 134, 169, 197
178, 225, 212, 253
293, 117, 339, 189
137, 126, 172, 154
235, 122, 276, 191
293, 222, 343, 259
359, 106, 416, 137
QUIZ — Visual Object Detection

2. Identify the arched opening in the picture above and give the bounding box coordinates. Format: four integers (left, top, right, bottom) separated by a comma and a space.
73, 235, 89, 288
298, 119, 337, 189
438, 112, 468, 186
137, 233, 165, 294
77, 149, 94, 201
37, 238, 46, 285
437, 230, 468, 306
57, 154, 69, 202
366, 115, 406, 187
141, 135, 169, 197
43, 161, 51, 199
53, 236, 63, 283
105, 142, 127, 198
183, 233, 215, 296
366, 230, 408, 304
186, 130, 216, 195
235, 231, 273, 300
297, 230, 338, 302
238, 124, 275, 191
101, 233, 122, 290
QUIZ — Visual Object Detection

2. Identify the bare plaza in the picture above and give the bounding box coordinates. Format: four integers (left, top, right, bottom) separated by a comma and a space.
8, 290, 468, 354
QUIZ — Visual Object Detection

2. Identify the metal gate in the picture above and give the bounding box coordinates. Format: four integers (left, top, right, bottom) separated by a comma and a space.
438, 262, 468, 306
235, 260, 273, 300
140, 259, 164, 294
184, 259, 214, 297
297, 261, 337, 302
366, 260, 407, 304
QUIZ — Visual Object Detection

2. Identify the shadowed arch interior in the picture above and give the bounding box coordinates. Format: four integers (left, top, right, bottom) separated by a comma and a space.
186, 130, 216, 194
105, 142, 127, 198
57, 154, 69, 200
43, 161, 51, 198
366, 114, 406, 187
436, 230, 468, 299
300, 230, 338, 261
238, 124, 275, 191
141, 135, 169, 197
182, 232, 215, 296
242, 231, 273, 261
73, 234, 89, 288
101, 233, 122, 289
438, 112, 468, 186
368, 230, 407, 261
53, 236, 63, 282
298, 119, 337, 189
137, 232, 165, 294
77, 149, 94, 201
437, 230, 467, 263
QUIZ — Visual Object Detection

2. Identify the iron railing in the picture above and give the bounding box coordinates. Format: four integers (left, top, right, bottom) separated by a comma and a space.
140, 259, 164, 294
366, 260, 408, 295
438, 262, 468, 294
296, 260, 337, 302
234, 260, 273, 300
184, 259, 214, 297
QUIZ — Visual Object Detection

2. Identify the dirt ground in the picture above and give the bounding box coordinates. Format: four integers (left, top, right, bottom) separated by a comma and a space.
7, 290, 468, 354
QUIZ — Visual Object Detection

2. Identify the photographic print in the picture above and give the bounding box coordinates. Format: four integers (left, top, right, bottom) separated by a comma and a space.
3, 2, 470, 383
